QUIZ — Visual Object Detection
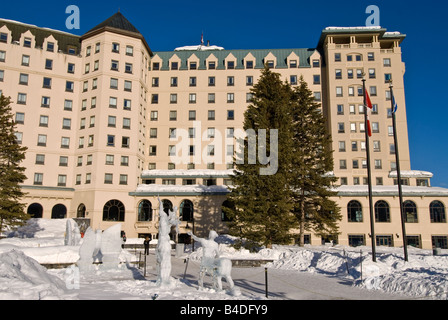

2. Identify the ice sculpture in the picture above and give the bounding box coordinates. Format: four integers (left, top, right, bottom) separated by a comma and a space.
100, 224, 122, 269
64, 219, 81, 246
188, 231, 235, 292
76, 224, 123, 271
156, 197, 180, 287
77, 227, 96, 271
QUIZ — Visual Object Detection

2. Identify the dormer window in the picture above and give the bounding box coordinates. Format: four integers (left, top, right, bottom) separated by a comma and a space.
227, 61, 235, 69
246, 60, 253, 69
0, 33, 7, 43
289, 60, 297, 68
24, 37, 32, 48
47, 42, 54, 52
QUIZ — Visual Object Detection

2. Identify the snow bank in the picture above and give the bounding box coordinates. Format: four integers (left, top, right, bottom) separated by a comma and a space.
266, 245, 448, 300
0, 250, 76, 300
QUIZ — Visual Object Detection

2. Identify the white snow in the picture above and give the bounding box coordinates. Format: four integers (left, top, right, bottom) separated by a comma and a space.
0, 219, 447, 300
174, 44, 224, 51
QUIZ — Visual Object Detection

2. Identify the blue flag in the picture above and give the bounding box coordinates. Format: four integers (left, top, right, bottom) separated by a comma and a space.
392, 95, 398, 114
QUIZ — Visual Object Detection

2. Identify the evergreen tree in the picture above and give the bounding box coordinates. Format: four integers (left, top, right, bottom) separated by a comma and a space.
0, 95, 29, 234
291, 77, 341, 245
224, 66, 298, 248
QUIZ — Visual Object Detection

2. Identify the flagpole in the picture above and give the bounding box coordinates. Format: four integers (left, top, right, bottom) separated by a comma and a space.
389, 81, 409, 262
363, 76, 376, 262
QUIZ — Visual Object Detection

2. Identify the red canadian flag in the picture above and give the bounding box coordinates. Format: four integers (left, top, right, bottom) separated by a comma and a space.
365, 89, 373, 137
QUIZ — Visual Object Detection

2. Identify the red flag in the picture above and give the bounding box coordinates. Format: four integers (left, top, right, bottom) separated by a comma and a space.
367, 114, 372, 137
365, 89, 373, 109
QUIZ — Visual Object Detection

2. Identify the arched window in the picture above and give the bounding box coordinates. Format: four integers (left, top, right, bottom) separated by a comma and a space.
221, 200, 235, 222
77, 204, 86, 218
27, 203, 43, 218
103, 200, 125, 221
347, 200, 363, 222
161, 199, 173, 214
180, 200, 194, 221
138, 200, 152, 221
51, 204, 67, 219
403, 200, 418, 223
375, 200, 390, 223
430, 201, 446, 223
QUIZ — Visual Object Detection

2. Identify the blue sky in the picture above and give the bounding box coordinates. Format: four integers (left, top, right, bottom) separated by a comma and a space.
2, 0, 447, 187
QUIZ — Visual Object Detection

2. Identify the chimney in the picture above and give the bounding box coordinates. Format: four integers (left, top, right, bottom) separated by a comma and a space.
207, 40, 210, 47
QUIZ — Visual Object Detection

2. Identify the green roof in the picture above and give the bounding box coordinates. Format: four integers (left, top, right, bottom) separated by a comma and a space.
153, 48, 316, 70
0, 18, 80, 55
85, 12, 141, 36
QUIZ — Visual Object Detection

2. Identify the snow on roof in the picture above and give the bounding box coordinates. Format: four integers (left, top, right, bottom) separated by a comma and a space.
324, 26, 383, 31
335, 185, 448, 196
174, 44, 224, 51
141, 169, 234, 178
0, 18, 77, 36
388, 170, 433, 179
134, 184, 229, 194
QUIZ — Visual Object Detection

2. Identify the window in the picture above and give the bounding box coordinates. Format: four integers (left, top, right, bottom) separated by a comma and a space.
337, 105, 344, 115
107, 135, 115, 147
246, 60, 254, 69
336, 87, 343, 97
15, 112, 25, 124
22, 55, 30, 66
383, 58, 391, 67
208, 61, 216, 69
62, 118, 71, 129
123, 99, 131, 110
24, 37, 32, 48
110, 78, 118, 89
334, 53, 341, 62
227, 93, 234, 103
189, 110, 196, 120
403, 200, 418, 223
102, 199, 126, 222
43, 77, 52, 89
0, 33, 7, 43
150, 111, 158, 121
152, 62, 159, 70
66, 81, 74, 92
122, 137, 130, 148
266, 60, 274, 69
36, 154, 45, 165
290, 75, 297, 85
313, 59, 320, 67
171, 62, 178, 70
108, 116, 116, 127
37, 134, 47, 147
169, 110, 177, 121
170, 94, 177, 104
122, 117, 131, 129
124, 81, 132, 91
111, 60, 119, 71
369, 68, 376, 79
208, 76, 215, 86
208, 93, 215, 103
17, 93, 27, 104
208, 110, 215, 120
149, 146, 157, 156
19, 73, 28, 85
227, 76, 234, 86
289, 60, 297, 68
0, 51, 5, 62
338, 141, 346, 152
189, 93, 196, 104
227, 61, 235, 69
348, 201, 363, 222
125, 63, 133, 74
375, 201, 390, 222
126, 45, 133, 56
430, 201, 446, 223
121, 156, 129, 166
68, 63, 75, 73
227, 110, 235, 120
189, 62, 197, 70
112, 42, 120, 53
45, 59, 53, 70
61, 137, 70, 148
171, 77, 178, 87
34, 173, 43, 185
338, 123, 345, 133
246, 76, 253, 86
368, 52, 375, 61
119, 174, 128, 185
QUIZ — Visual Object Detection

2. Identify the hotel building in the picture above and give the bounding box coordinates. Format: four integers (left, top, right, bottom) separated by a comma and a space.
0, 13, 446, 249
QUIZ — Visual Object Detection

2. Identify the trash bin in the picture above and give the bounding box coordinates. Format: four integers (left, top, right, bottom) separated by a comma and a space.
176, 243, 185, 258
433, 248, 442, 256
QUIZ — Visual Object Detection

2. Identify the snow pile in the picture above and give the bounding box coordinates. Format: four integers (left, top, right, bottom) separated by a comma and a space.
0, 250, 76, 300
266, 246, 448, 300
